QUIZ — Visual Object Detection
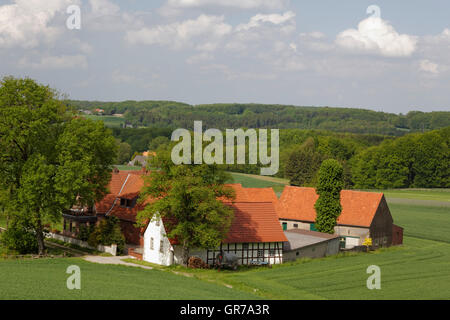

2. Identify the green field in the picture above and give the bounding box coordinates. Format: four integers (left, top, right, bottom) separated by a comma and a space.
228, 172, 287, 194
1, 174, 449, 299
0, 258, 258, 300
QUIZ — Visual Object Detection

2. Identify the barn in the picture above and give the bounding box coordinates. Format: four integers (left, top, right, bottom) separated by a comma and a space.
276, 186, 403, 249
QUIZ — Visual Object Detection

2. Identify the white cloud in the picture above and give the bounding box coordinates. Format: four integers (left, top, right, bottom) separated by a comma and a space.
419, 59, 439, 74
0, 0, 78, 48
165, 0, 287, 10
336, 17, 417, 57
125, 15, 232, 49
236, 11, 295, 31
19, 54, 88, 69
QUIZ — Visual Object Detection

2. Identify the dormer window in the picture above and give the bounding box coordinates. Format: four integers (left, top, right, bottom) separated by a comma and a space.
120, 197, 134, 208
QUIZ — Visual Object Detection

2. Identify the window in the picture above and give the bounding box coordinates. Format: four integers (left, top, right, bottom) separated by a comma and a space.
269, 249, 275, 256
242, 243, 249, 250
155, 219, 160, 227
257, 250, 264, 258
160, 240, 164, 253
296, 251, 299, 256
150, 237, 154, 250
120, 198, 134, 208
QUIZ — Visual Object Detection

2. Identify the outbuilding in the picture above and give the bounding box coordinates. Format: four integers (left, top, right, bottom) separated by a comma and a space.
283, 229, 340, 261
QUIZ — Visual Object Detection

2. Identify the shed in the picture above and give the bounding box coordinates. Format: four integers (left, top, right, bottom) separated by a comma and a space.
283, 229, 340, 261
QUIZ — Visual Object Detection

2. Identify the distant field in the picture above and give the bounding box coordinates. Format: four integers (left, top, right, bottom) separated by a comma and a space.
228, 172, 287, 194
364, 189, 450, 202
83, 115, 125, 128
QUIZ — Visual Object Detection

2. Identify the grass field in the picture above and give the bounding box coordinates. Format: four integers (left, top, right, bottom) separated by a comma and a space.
228, 172, 287, 194
0, 258, 258, 300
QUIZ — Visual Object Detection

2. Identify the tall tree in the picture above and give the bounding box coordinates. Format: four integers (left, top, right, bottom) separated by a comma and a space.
285, 137, 323, 186
137, 147, 235, 265
116, 139, 132, 164
314, 159, 344, 234
0, 77, 117, 254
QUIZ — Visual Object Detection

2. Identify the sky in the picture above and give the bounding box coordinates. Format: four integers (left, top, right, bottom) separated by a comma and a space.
1, 0, 450, 114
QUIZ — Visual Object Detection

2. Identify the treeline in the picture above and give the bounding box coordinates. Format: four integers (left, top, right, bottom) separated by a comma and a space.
66, 100, 450, 136
351, 127, 449, 189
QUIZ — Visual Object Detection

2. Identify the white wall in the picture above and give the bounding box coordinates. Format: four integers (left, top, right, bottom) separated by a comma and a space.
142, 218, 174, 266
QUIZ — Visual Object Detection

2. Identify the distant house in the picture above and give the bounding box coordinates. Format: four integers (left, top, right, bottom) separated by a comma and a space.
128, 155, 148, 167
128, 151, 156, 167
276, 186, 403, 249
283, 229, 340, 261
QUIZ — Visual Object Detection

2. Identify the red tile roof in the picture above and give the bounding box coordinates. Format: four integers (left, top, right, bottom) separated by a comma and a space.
95, 171, 148, 221
223, 202, 287, 243
245, 188, 278, 204
276, 186, 384, 227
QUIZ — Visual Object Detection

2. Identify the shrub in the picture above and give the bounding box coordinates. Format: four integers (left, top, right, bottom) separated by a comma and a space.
88, 217, 125, 254
0, 218, 38, 254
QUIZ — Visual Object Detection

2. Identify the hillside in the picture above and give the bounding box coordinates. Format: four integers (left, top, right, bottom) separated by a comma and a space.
66, 100, 450, 136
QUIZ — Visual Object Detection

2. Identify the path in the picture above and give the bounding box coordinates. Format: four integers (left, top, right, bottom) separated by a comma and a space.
83, 255, 153, 270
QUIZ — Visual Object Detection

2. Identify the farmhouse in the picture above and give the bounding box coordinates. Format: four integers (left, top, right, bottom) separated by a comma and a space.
276, 186, 403, 249
142, 201, 287, 266
62, 169, 147, 245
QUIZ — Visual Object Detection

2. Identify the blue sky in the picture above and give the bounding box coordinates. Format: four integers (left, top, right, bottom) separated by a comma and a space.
1, 0, 449, 113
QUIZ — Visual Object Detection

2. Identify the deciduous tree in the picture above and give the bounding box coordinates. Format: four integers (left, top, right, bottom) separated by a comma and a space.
314, 159, 344, 234
0, 77, 117, 254
137, 148, 235, 265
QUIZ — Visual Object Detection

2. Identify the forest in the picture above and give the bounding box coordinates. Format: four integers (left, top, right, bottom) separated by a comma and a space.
67, 100, 450, 189
67, 100, 450, 136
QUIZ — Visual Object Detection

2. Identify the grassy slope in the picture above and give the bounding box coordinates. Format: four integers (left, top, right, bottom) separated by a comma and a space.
0, 258, 258, 300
